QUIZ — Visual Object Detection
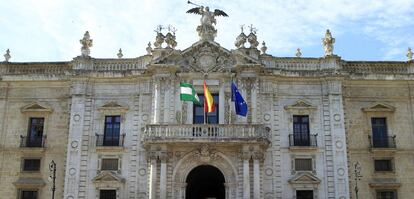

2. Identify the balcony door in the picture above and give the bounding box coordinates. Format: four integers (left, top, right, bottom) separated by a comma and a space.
293, 115, 310, 146
371, 117, 388, 147
27, 118, 44, 147
193, 95, 219, 124
104, 116, 120, 146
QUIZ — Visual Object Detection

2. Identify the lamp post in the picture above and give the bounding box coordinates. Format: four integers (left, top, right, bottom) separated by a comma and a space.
354, 161, 362, 199
49, 160, 56, 199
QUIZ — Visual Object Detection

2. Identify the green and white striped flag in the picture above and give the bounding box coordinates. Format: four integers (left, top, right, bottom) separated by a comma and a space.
180, 82, 201, 104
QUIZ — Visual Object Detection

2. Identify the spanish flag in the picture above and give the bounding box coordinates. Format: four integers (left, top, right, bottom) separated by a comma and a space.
203, 81, 215, 113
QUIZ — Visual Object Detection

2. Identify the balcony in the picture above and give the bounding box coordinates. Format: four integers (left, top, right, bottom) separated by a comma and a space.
95, 134, 125, 152
142, 124, 270, 145
20, 135, 46, 148
288, 134, 318, 151
369, 135, 396, 151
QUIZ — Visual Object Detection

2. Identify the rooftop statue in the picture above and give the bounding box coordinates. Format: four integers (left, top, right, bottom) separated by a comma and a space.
187, 1, 228, 41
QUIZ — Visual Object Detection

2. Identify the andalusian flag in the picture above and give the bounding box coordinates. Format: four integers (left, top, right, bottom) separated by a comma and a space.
180, 82, 200, 104
203, 81, 215, 113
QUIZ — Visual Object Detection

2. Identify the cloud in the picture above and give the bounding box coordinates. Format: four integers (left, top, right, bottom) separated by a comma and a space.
0, 0, 412, 61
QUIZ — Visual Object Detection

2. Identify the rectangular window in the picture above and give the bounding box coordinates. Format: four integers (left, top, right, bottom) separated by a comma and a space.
293, 115, 310, 146
375, 159, 393, 172
371, 117, 388, 147
377, 190, 397, 199
100, 190, 116, 199
101, 159, 119, 171
193, 94, 219, 124
295, 158, 313, 171
23, 159, 41, 171
104, 116, 121, 146
27, 118, 44, 147
20, 190, 38, 199
296, 190, 314, 199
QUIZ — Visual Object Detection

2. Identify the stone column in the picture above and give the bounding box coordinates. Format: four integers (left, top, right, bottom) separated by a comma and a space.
251, 79, 257, 123
149, 158, 158, 199
219, 79, 225, 124
159, 156, 167, 199
163, 78, 170, 124
153, 78, 161, 123
253, 158, 261, 199
243, 158, 250, 199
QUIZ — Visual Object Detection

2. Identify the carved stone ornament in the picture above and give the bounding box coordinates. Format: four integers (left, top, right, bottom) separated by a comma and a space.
407, 47, 413, 61
284, 99, 317, 111
4, 49, 11, 62
235, 31, 247, 49
146, 42, 152, 55
80, 31, 93, 57
154, 25, 165, 48
186, 6, 228, 41
117, 48, 123, 59
193, 144, 218, 162
260, 41, 267, 54
296, 48, 302, 57
179, 42, 234, 73
322, 29, 335, 56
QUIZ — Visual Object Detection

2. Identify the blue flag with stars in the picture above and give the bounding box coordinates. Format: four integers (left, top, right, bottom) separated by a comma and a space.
231, 81, 248, 117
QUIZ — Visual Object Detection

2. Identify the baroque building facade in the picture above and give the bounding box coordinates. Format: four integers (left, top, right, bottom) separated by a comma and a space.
1, 11, 414, 199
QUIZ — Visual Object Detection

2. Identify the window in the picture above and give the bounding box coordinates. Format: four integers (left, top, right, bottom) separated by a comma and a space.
104, 116, 121, 146
293, 115, 310, 146
100, 190, 116, 199
371, 118, 388, 147
295, 158, 312, 171
101, 158, 119, 171
20, 190, 37, 199
375, 159, 393, 172
296, 190, 313, 199
377, 190, 397, 199
27, 118, 44, 147
193, 94, 219, 124
23, 159, 41, 171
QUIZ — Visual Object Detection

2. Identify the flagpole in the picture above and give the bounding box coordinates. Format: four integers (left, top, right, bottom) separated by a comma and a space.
229, 73, 235, 124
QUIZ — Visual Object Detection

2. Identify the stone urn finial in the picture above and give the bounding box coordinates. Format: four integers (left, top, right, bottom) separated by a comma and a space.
296, 48, 302, 57
234, 27, 247, 49
407, 47, 413, 61
4, 49, 11, 62
247, 24, 259, 48
146, 42, 152, 55
80, 31, 93, 57
260, 41, 267, 54
322, 29, 335, 56
117, 48, 123, 59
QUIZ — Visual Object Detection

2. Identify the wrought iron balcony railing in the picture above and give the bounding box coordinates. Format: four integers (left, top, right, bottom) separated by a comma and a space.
142, 124, 270, 143
96, 134, 125, 147
289, 134, 317, 147
368, 135, 396, 148
20, 135, 47, 148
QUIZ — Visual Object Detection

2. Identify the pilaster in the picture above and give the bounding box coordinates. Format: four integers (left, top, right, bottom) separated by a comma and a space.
322, 79, 350, 199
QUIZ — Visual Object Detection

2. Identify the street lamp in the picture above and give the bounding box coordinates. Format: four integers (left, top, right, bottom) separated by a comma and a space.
49, 160, 56, 199
354, 161, 362, 199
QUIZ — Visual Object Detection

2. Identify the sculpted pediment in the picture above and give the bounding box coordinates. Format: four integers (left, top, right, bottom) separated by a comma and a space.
97, 101, 129, 112
284, 100, 317, 111
362, 102, 395, 112
21, 102, 53, 113
288, 172, 321, 184
92, 171, 125, 184
153, 40, 260, 73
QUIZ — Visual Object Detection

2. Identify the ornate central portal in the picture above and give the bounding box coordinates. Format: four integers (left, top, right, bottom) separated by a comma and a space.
186, 165, 225, 199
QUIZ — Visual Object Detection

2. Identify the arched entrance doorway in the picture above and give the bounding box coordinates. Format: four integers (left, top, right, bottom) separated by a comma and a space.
186, 165, 225, 199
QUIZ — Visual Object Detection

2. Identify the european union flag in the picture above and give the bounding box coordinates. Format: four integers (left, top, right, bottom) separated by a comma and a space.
231, 81, 248, 117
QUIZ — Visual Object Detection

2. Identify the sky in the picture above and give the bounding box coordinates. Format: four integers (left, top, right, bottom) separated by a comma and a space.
0, 0, 413, 62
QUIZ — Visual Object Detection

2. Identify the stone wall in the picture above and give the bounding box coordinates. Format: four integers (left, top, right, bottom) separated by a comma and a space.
0, 81, 69, 199
344, 80, 414, 199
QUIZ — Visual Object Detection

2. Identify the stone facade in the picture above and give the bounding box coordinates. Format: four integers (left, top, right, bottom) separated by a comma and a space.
0, 14, 413, 199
